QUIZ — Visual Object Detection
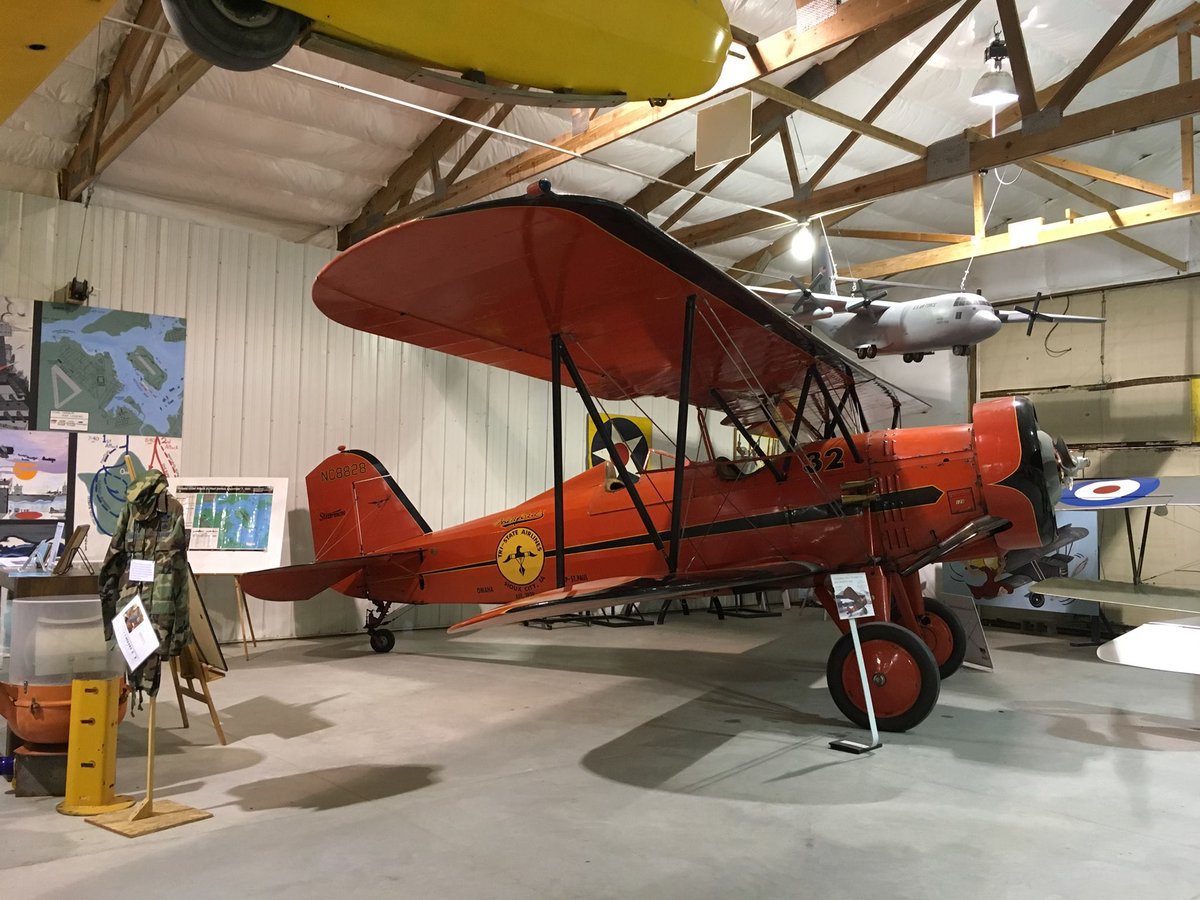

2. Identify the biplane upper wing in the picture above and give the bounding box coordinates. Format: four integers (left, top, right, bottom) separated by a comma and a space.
315, 192, 929, 431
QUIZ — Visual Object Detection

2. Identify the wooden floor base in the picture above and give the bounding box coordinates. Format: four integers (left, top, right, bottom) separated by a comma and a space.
86, 799, 212, 837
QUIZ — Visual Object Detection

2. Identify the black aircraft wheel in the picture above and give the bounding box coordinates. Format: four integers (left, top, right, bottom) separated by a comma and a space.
368, 629, 396, 654
866, 345, 878, 359
826, 622, 940, 732
1028, 593, 1046, 609
953, 344, 969, 357
916, 597, 967, 679
913, 352, 925, 362
856, 347, 868, 360
162, 0, 305, 71
902, 353, 913, 363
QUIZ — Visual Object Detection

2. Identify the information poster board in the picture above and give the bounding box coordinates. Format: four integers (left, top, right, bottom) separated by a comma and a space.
168, 477, 288, 574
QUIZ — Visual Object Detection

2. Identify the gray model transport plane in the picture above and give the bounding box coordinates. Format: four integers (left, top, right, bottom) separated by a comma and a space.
754, 276, 1104, 363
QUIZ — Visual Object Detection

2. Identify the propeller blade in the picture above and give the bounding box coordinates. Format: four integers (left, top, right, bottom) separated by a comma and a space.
1027, 291, 1043, 336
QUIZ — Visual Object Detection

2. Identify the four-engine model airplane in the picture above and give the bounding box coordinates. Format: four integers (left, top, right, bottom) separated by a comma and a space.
241, 187, 1082, 734
755, 276, 1104, 363
162, 0, 730, 107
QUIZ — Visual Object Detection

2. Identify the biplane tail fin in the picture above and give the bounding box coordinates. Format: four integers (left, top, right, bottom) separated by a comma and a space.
306, 448, 431, 562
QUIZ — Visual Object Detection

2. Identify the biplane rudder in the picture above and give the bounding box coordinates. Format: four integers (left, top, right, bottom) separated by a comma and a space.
305, 447, 431, 561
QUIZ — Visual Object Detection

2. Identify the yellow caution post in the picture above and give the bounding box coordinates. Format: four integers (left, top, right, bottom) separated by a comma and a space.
57, 678, 134, 816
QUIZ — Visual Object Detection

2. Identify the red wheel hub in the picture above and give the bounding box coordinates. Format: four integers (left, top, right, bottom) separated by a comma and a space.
841, 639, 923, 718
917, 613, 953, 666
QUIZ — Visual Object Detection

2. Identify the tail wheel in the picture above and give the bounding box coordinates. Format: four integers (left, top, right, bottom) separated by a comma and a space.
826, 622, 940, 732
369, 629, 396, 654
162, 0, 305, 71
916, 597, 967, 679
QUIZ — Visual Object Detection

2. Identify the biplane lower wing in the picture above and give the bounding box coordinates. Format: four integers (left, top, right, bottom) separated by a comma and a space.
315, 190, 928, 434
1035, 577, 1200, 616
242, 550, 423, 603
447, 564, 821, 634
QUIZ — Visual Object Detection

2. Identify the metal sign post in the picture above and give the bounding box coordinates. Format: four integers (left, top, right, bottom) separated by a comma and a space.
829, 572, 883, 754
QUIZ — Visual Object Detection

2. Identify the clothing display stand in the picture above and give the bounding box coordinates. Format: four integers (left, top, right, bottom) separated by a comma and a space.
85, 695, 212, 837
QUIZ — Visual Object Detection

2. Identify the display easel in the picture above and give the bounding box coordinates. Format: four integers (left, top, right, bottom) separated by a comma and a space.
169, 642, 227, 745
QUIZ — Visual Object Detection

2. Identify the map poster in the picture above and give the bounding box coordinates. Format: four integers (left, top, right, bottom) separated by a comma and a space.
0, 297, 36, 430
168, 477, 289, 575
0, 430, 70, 522
74, 434, 183, 562
36, 304, 186, 437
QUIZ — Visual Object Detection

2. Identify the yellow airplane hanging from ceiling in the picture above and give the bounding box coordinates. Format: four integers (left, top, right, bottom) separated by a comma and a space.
162, 0, 732, 106
1, 0, 119, 126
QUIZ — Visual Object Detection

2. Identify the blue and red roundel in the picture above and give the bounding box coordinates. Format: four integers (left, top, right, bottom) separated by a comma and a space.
1061, 477, 1160, 507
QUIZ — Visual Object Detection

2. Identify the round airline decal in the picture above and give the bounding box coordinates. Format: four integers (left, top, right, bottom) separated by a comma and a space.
1061, 477, 1159, 507
496, 526, 544, 586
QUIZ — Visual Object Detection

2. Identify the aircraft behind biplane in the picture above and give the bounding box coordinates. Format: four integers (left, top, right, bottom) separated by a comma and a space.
754, 274, 1104, 363
242, 185, 1084, 734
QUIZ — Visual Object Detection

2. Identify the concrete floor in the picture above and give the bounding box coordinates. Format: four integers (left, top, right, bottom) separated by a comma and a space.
3, 608, 1199, 899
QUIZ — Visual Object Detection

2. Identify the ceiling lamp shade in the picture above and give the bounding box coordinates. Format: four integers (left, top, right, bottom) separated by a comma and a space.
971, 24, 1019, 107
971, 67, 1019, 106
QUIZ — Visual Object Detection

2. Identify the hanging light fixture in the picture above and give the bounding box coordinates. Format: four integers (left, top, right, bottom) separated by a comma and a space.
970, 24, 1019, 107
790, 221, 815, 260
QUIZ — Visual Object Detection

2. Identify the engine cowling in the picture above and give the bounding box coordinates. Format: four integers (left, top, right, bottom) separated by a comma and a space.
973, 396, 1061, 550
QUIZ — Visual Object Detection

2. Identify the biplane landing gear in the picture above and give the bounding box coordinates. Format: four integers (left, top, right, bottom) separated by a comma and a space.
368, 629, 396, 654
826, 622, 940, 732
915, 597, 967, 679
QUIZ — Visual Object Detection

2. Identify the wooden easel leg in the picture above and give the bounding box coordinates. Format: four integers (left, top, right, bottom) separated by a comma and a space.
234, 576, 257, 660
198, 667, 227, 746
169, 656, 190, 729
129, 696, 157, 821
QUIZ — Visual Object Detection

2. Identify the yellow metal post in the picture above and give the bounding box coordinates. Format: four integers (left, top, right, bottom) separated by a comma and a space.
57, 678, 133, 816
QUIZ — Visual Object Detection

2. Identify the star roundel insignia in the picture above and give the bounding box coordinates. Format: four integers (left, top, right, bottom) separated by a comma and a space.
589, 417, 650, 472
1061, 477, 1160, 507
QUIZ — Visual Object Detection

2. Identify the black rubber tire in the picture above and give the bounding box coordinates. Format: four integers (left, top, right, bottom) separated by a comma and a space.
369, 629, 396, 654
866, 345, 877, 359
162, 0, 304, 71
1028, 593, 1045, 609
826, 621, 941, 733
918, 597, 967, 679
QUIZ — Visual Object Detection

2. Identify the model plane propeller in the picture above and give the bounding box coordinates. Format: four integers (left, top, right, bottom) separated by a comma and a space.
241, 188, 1088, 734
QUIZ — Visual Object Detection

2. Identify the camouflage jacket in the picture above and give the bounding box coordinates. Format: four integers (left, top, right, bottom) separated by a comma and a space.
98, 470, 191, 657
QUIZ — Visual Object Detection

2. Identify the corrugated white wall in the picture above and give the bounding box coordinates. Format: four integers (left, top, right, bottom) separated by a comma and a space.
0, 188, 725, 642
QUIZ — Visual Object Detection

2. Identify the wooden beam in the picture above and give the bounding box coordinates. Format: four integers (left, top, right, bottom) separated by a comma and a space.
1020, 160, 1186, 269
444, 103, 516, 185
670, 75, 1200, 249
61, 49, 210, 201
726, 204, 868, 281
747, 79, 925, 156
850, 193, 1200, 278
660, 133, 772, 231
59, 0, 165, 201
1047, 0, 1156, 113
339, 96, 497, 247
361, 0, 960, 240
982, 3, 1199, 137
826, 227, 972, 244
778, 125, 804, 197
808, 0, 980, 191
972, 171, 985, 238
995, 0, 1039, 118
1035, 154, 1173, 198
1181, 33, 1195, 193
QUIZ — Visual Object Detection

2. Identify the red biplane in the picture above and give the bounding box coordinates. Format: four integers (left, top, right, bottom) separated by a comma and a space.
242, 185, 1076, 733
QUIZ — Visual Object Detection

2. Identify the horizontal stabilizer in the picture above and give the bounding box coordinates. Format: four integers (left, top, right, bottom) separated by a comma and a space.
1097, 617, 1200, 675
241, 550, 423, 602
1036, 577, 1200, 615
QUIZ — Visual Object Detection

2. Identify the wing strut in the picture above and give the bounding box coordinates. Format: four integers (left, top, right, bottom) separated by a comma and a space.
811, 368, 864, 463
667, 295, 697, 574
556, 335, 666, 554
551, 335, 566, 589
711, 390, 785, 482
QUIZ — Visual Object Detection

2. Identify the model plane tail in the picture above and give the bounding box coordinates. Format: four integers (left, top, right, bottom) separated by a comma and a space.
306, 448, 431, 561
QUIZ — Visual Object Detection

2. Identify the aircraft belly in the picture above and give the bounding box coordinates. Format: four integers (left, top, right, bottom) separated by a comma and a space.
817, 316, 883, 350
